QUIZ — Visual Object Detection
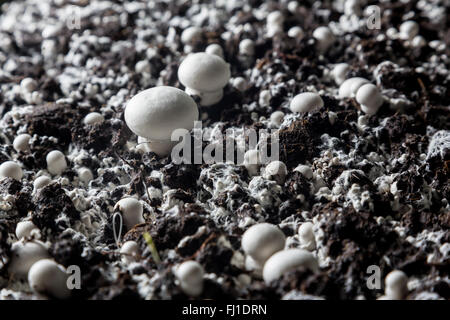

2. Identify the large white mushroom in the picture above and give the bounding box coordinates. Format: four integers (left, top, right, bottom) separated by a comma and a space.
124, 86, 199, 156
178, 52, 231, 106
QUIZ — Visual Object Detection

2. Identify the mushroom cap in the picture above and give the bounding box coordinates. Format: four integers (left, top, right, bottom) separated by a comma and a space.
298, 222, 314, 240
290, 92, 324, 113
263, 249, 319, 284
176, 260, 204, 297
178, 52, 230, 92
124, 86, 198, 141
339, 77, 370, 98
8, 240, 50, 278
28, 259, 70, 299
16, 221, 37, 239
114, 197, 144, 228
385, 270, 408, 299
13, 133, 31, 152
83, 112, 104, 125
33, 175, 52, 191
242, 223, 286, 264
356, 83, 383, 111
0, 161, 23, 180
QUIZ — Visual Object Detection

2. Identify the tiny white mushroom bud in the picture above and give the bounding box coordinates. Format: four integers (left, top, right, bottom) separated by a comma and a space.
399, 20, 419, 40
385, 270, 408, 300
16, 221, 38, 239
135, 60, 151, 74
33, 175, 52, 192
239, 39, 255, 56
120, 240, 140, 264
46, 150, 67, 176
175, 260, 204, 297
287, 1, 299, 13
298, 222, 316, 251
77, 167, 93, 184
267, 11, 284, 26
20, 77, 37, 94
243, 149, 261, 176
232, 77, 247, 92
181, 26, 203, 44
270, 111, 285, 127
264, 160, 288, 184
205, 43, 224, 58
28, 259, 70, 299
259, 90, 271, 106
338, 77, 370, 98
294, 164, 313, 179
331, 63, 350, 85
8, 240, 50, 278
83, 112, 104, 125
242, 223, 286, 265
263, 249, 319, 284
290, 92, 324, 113
114, 197, 144, 229
411, 35, 426, 48
312, 26, 335, 53
287, 26, 304, 39
0, 161, 23, 180
356, 83, 383, 115
125, 86, 198, 155
178, 53, 231, 106
13, 133, 31, 153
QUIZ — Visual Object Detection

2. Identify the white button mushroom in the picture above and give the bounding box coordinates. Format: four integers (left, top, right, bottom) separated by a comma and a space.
13, 133, 31, 153
83, 112, 104, 125
181, 26, 203, 44
77, 167, 93, 184
384, 270, 408, 300
263, 160, 288, 184
243, 149, 261, 176
135, 60, 151, 74
411, 35, 426, 48
267, 11, 284, 36
175, 260, 204, 297
28, 259, 70, 299
20, 77, 37, 94
399, 20, 419, 40
114, 197, 145, 229
124, 86, 199, 156
290, 92, 324, 113
8, 240, 50, 278
259, 90, 271, 106
331, 63, 350, 85
205, 43, 224, 58
294, 164, 313, 180
239, 39, 255, 56
232, 77, 247, 92
262, 249, 319, 284
338, 77, 370, 98
120, 240, 140, 264
269, 111, 285, 128
46, 150, 67, 176
312, 26, 335, 53
0, 161, 23, 180
298, 222, 316, 251
33, 175, 52, 192
287, 26, 304, 39
15, 221, 38, 239
355, 83, 383, 115
242, 223, 286, 267
178, 53, 230, 106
